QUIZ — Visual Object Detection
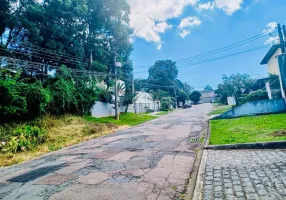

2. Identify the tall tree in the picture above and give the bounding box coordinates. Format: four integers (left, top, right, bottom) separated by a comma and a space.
148, 60, 178, 88
189, 91, 201, 104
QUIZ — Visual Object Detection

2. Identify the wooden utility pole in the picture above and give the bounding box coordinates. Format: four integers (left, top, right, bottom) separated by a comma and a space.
114, 55, 119, 120
174, 81, 177, 109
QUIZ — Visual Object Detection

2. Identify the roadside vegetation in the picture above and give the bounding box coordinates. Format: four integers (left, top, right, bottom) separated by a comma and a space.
210, 113, 286, 145
0, 113, 156, 167
85, 113, 157, 126
208, 105, 232, 116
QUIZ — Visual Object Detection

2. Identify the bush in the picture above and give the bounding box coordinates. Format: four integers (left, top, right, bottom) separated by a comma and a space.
240, 90, 269, 104
161, 97, 173, 110
0, 78, 27, 118
1, 125, 47, 153
0, 77, 51, 121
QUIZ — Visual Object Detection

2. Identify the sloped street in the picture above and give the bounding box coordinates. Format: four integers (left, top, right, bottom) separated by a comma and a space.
0, 104, 212, 200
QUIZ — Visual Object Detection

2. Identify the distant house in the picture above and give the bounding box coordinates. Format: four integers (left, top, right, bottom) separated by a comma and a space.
260, 44, 281, 75
200, 91, 215, 103
128, 92, 160, 113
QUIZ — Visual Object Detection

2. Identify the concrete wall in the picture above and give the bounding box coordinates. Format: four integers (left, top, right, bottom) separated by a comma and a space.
90, 101, 124, 118
214, 99, 286, 119
267, 48, 281, 75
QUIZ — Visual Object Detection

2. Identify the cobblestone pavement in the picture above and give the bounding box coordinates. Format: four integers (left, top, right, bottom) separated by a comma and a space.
0, 104, 212, 200
203, 149, 286, 200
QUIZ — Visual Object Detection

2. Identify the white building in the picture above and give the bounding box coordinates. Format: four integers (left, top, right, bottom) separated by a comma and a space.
128, 92, 160, 113
260, 44, 281, 75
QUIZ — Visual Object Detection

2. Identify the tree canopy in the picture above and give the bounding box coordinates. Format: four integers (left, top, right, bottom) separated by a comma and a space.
189, 91, 201, 104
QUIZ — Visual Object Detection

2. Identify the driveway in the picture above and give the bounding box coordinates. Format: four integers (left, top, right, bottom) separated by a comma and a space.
0, 104, 212, 200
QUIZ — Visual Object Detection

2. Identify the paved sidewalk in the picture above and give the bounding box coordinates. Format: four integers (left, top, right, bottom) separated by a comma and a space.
0, 104, 212, 200
202, 149, 286, 200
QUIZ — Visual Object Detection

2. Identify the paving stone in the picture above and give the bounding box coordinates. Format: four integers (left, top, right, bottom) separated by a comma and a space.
202, 149, 286, 200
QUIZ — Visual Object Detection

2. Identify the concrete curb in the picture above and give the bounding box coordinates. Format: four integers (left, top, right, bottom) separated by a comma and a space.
204, 141, 286, 150
185, 122, 209, 200
192, 150, 207, 200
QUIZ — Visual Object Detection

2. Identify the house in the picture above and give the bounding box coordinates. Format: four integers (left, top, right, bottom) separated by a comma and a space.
200, 91, 215, 103
260, 44, 281, 75
128, 92, 160, 113
260, 44, 286, 99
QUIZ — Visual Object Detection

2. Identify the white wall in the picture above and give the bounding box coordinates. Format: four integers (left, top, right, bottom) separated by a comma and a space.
267, 48, 281, 75
90, 101, 124, 118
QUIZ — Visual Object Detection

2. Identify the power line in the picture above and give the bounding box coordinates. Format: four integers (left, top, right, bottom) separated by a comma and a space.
176, 45, 268, 68
0, 56, 109, 77
0, 47, 91, 67
133, 44, 268, 74
133, 32, 272, 68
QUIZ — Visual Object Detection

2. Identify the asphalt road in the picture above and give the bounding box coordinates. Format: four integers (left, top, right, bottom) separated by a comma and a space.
0, 104, 212, 200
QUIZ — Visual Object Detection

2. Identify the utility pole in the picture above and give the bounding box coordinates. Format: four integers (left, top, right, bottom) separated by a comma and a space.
277, 23, 286, 99
172, 69, 177, 109
114, 54, 119, 120
132, 74, 135, 95
282, 25, 286, 51
278, 24, 285, 53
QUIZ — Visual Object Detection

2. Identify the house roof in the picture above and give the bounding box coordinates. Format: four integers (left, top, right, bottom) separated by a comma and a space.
260, 44, 280, 65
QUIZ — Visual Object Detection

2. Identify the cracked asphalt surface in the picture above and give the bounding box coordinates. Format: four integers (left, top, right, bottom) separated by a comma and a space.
0, 104, 212, 200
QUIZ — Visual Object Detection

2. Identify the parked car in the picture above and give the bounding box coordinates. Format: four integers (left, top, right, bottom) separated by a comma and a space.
183, 104, 192, 109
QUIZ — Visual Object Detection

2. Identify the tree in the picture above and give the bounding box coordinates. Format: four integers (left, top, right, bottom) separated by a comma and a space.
151, 90, 170, 101
177, 90, 188, 105
189, 91, 201, 104
148, 60, 178, 88
134, 79, 148, 92
204, 85, 213, 91
215, 74, 254, 105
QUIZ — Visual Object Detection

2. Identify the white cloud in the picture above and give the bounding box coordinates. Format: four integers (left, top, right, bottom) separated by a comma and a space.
197, 2, 215, 11
127, 0, 197, 49
157, 44, 162, 50
177, 16, 201, 38
179, 30, 191, 38
264, 37, 279, 45
214, 0, 243, 15
178, 17, 201, 29
262, 22, 277, 34
262, 22, 278, 45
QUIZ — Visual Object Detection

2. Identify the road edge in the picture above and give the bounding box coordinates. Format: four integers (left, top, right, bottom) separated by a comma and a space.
184, 121, 209, 200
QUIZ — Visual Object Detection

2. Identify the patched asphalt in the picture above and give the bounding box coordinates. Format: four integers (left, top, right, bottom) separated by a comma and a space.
0, 104, 212, 200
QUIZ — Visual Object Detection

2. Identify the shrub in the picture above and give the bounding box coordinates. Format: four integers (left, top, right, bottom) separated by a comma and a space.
161, 97, 173, 110
0, 78, 28, 118
240, 90, 269, 104
0, 78, 50, 121
2, 125, 47, 153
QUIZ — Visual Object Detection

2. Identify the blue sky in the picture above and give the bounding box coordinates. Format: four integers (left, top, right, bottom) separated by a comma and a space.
128, 0, 286, 89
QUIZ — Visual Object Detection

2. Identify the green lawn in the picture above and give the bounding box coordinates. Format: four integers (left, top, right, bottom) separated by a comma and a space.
208, 105, 232, 116
84, 112, 157, 126
210, 113, 286, 145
